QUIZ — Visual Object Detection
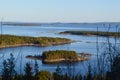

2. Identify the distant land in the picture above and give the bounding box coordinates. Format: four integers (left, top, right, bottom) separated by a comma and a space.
60, 31, 120, 37
3, 22, 42, 26
2, 22, 120, 26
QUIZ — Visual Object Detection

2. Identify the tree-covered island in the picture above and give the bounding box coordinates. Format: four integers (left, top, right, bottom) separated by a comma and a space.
60, 31, 120, 37
0, 35, 72, 48
26, 50, 92, 63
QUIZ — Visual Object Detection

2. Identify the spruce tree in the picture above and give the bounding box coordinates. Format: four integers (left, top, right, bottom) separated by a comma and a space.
24, 62, 33, 80
2, 60, 9, 80
34, 60, 39, 80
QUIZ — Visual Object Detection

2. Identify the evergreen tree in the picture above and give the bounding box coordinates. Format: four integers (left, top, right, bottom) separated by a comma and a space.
34, 60, 39, 80
56, 65, 62, 75
2, 60, 9, 80
24, 62, 33, 80
55, 65, 62, 80
2, 53, 16, 80
8, 53, 16, 79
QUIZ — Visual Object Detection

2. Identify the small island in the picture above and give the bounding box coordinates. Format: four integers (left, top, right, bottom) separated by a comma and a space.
26, 50, 92, 64
60, 31, 120, 37
0, 35, 72, 48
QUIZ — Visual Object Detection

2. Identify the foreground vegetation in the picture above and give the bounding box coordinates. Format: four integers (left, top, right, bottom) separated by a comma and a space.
1, 49, 120, 80
60, 31, 120, 37
0, 35, 72, 48
26, 50, 91, 63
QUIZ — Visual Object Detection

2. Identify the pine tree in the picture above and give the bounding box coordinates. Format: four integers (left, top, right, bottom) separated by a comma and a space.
8, 53, 16, 79
24, 62, 33, 80
2, 53, 16, 80
34, 60, 39, 80
2, 60, 9, 80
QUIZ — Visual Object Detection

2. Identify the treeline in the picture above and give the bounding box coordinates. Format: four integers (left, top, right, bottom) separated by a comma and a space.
0, 35, 71, 47
60, 31, 120, 37
42, 50, 78, 60
1, 53, 120, 80
1, 53, 80, 80
26, 50, 92, 63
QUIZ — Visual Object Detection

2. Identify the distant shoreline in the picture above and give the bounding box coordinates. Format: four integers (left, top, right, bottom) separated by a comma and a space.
60, 31, 120, 37
3, 22, 120, 27
3, 22, 41, 26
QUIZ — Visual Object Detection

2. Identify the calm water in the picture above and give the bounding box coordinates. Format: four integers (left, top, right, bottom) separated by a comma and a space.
0, 23, 119, 74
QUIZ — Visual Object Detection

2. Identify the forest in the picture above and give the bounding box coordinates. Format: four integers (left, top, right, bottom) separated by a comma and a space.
26, 50, 91, 64
1, 48, 120, 80
60, 31, 120, 37
0, 35, 72, 47
42, 50, 78, 60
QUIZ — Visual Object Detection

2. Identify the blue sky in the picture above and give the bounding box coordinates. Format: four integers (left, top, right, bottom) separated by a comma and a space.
0, 0, 120, 22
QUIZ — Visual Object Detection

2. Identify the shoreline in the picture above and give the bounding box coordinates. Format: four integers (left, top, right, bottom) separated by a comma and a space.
0, 41, 73, 49
42, 57, 90, 63
26, 55, 90, 64
0, 34, 73, 49
26, 52, 93, 64
60, 31, 120, 37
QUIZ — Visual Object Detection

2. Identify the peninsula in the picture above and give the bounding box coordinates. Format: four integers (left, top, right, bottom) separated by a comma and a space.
0, 35, 72, 48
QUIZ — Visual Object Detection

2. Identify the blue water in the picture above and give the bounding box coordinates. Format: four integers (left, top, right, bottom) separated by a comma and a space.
0, 23, 119, 74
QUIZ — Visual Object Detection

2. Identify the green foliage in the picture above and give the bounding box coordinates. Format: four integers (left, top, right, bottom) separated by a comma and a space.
36, 70, 51, 80
14, 75, 24, 80
0, 35, 71, 46
52, 72, 60, 80
1, 38, 120, 80
2, 53, 16, 80
24, 62, 33, 80
106, 55, 120, 80
52, 72, 72, 80
8, 53, 16, 78
42, 50, 78, 60
60, 31, 120, 37
2, 60, 9, 80
56, 65, 62, 75
34, 60, 39, 80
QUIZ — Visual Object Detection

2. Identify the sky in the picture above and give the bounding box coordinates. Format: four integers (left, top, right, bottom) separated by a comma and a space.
0, 0, 120, 22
